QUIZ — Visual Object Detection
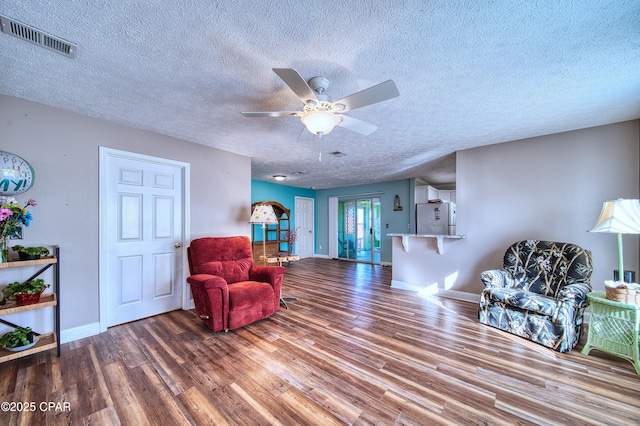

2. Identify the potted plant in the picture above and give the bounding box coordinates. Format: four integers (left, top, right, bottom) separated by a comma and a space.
0, 326, 37, 351
11, 245, 49, 261
1, 278, 49, 306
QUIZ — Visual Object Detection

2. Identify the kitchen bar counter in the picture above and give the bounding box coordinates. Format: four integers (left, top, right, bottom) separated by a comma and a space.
387, 233, 466, 255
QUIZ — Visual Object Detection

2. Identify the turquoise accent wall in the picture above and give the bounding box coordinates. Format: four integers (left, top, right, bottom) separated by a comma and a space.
251, 180, 316, 243
315, 179, 412, 263
251, 179, 412, 263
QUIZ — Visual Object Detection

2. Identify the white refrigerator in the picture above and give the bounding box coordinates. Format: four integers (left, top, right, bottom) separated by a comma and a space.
416, 201, 457, 235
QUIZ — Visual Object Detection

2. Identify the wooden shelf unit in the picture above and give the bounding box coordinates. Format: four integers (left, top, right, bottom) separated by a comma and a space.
0, 332, 57, 363
0, 246, 60, 363
251, 201, 291, 265
0, 256, 57, 269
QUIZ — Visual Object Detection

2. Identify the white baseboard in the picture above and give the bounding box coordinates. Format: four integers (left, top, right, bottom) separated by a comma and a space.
313, 254, 330, 259
60, 321, 100, 344
438, 289, 481, 303
61, 305, 197, 344
391, 280, 480, 303
391, 279, 422, 292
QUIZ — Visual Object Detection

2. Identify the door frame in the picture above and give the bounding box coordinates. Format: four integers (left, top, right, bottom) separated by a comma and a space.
98, 147, 191, 332
294, 196, 314, 258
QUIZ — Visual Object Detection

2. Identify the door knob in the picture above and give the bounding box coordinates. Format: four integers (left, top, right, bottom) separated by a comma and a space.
175, 242, 182, 248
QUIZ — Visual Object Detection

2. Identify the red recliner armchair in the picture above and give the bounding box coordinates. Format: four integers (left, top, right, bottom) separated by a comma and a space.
187, 236, 285, 332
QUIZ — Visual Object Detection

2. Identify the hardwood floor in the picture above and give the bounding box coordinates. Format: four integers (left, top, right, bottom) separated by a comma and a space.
1, 258, 639, 425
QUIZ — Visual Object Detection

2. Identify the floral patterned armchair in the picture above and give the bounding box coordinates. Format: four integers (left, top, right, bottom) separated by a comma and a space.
478, 240, 593, 352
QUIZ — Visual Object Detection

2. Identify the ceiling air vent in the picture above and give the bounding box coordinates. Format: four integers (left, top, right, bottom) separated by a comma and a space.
0, 15, 77, 58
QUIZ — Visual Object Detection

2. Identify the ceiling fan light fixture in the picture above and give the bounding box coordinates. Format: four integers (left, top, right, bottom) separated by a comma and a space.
301, 111, 341, 135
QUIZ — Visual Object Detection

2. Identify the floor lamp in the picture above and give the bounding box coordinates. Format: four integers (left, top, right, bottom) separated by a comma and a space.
249, 203, 278, 263
589, 199, 640, 283
249, 203, 298, 309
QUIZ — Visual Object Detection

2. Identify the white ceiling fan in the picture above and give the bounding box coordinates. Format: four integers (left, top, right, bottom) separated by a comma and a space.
241, 68, 400, 138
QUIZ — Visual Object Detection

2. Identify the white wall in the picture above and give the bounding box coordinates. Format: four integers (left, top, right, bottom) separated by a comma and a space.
0, 95, 251, 337
392, 120, 639, 298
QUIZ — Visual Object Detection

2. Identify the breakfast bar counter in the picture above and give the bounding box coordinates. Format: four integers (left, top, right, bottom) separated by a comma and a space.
387, 233, 466, 255
386, 233, 469, 296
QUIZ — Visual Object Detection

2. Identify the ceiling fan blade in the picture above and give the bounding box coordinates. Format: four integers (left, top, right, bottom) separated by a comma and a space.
337, 115, 378, 136
241, 111, 300, 118
272, 68, 318, 104
333, 80, 399, 112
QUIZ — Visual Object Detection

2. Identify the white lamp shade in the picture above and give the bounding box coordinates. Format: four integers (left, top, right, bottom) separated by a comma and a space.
249, 204, 278, 224
589, 199, 640, 234
301, 111, 341, 135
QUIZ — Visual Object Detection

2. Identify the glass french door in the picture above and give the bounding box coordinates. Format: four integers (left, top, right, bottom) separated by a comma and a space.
338, 198, 381, 263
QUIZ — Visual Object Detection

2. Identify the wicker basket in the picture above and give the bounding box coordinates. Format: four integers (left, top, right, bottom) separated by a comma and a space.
605, 286, 640, 305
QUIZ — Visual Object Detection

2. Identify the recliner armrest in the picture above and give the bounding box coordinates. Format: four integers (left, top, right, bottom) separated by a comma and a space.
187, 274, 228, 289
480, 269, 516, 289
249, 265, 286, 286
186, 274, 229, 332
556, 282, 591, 306
250, 266, 285, 310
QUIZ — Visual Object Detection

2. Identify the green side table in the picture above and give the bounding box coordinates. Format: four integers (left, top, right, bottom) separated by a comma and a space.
582, 291, 640, 374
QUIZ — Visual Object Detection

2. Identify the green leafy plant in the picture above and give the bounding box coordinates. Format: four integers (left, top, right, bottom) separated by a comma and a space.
0, 326, 35, 349
11, 245, 49, 256
1, 278, 49, 299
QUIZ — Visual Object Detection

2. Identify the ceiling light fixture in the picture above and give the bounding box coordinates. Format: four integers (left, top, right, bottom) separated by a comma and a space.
273, 175, 286, 181
301, 111, 341, 135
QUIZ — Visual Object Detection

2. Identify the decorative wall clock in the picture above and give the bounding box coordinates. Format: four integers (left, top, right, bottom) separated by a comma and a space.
0, 151, 35, 195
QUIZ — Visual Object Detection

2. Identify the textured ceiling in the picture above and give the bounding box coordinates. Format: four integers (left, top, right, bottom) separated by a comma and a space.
1, 1, 639, 189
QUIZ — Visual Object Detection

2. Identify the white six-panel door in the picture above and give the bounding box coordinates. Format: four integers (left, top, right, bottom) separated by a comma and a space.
294, 196, 314, 258
101, 149, 186, 328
